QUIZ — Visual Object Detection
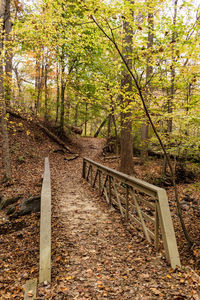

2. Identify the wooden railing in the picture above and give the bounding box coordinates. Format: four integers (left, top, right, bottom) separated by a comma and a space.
24, 157, 51, 299
82, 157, 181, 269
39, 157, 51, 283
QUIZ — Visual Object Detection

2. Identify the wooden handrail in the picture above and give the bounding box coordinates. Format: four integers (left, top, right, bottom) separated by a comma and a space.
39, 157, 51, 283
83, 157, 160, 197
83, 157, 181, 269
24, 157, 51, 299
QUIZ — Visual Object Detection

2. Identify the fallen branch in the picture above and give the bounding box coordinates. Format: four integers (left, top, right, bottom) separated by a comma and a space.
104, 156, 120, 160
37, 123, 74, 153
64, 154, 79, 161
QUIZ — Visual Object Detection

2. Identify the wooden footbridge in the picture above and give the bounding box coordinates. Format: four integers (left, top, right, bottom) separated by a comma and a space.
83, 158, 181, 268
24, 157, 181, 299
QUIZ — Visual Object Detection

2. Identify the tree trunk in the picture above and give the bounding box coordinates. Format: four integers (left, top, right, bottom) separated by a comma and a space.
141, 2, 154, 161
4, 0, 12, 106
94, 117, 107, 138
74, 103, 78, 126
35, 54, 44, 115
44, 59, 48, 121
84, 102, 88, 136
168, 0, 178, 133
35, 55, 40, 113
112, 114, 119, 155
0, 0, 11, 181
13, 66, 23, 105
66, 96, 70, 124
55, 63, 60, 123
119, 7, 134, 175
60, 51, 66, 134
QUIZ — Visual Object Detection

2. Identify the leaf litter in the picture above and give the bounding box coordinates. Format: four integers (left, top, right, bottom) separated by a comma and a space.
0, 115, 200, 299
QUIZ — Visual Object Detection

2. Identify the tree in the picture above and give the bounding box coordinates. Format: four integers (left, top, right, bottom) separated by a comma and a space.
141, 0, 154, 160
4, 0, 12, 106
119, 2, 134, 175
91, 0, 194, 246
168, 0, 178, 133
0, 0, 12, 181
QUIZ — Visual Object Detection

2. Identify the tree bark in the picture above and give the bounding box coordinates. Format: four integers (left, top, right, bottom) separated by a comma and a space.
44, 57, 48, 121
0, 0, 11, 181
94, 117, 107, 138
35, 54, 44, 115
141, 1, 154, 161
119, 6, 134, 175
13, 65, 23, 105
84, 102, 88, 137
4, 0, 12, 106
55, 63, 60, 123
60, 50, 66, 134
168, 0, 178, 133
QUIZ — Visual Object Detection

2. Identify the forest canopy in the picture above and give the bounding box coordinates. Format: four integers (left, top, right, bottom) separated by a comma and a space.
1, 0, 200, 172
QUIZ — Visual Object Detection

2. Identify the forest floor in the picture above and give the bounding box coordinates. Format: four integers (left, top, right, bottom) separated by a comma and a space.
0, 114, 200, 299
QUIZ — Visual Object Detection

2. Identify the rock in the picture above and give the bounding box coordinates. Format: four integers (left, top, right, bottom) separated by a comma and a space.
20, 195, 41, 214
10, 195, 40, 219
6, 204, 17, 215
0, 195, 21, 210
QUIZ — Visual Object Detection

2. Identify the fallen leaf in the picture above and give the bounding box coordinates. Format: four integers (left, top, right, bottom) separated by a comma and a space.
27, 290, 33, 297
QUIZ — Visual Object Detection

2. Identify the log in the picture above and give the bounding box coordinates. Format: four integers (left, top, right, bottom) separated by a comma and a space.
0, 195, 21, 210
37, 123, 74, 153
6, 107, 27, 120
66, 125, 83, 135
9, 195, 41, 219
64, 154, 79, 161
104, 156, 120, 160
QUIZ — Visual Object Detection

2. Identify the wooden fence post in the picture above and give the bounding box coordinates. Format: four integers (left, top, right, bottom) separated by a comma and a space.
82, 159, 86, 179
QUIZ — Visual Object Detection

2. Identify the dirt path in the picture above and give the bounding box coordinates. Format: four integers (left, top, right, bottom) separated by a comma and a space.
38, 138, 199, 299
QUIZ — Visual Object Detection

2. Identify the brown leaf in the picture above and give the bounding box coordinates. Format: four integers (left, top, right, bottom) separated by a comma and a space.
27, 290, 33, 297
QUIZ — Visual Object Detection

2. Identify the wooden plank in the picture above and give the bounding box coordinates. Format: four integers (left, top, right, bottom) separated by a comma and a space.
39, 157, 51, 283
118, 195, 126, 205
24, 278, 37, 299
86, 164, 91, 181
135, 196, 155, 209
140, 211, 155, 224
101, 175, 108, 196
130, 189, 151, 242
83, 157, 159, 197
98, 170, 102, 193
103, 185, 110, 204
109, 176, 112, 205
156, 202, 170, 262
90, 165, 93, 184
154, 203, 159, 251
129, 213, 155, 239
92, 168, 99, 188
82, 157, 180, 267
157, 189, 181, 268
112, 180, 124, 217
128, 201, 155, 224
